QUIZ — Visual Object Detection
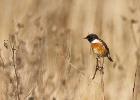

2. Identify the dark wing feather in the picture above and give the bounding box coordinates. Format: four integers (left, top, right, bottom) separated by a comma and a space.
99, 39, 113, 62
99, 39, 110, 54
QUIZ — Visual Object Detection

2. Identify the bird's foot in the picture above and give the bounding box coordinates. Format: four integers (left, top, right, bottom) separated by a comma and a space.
97, 66, 104, 71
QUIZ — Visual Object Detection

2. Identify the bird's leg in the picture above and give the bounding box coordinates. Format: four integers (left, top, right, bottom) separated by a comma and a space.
96, 56, 100, 69
97, 57, 104, 72
92, 56, 104, 80
98, 58, 104, 74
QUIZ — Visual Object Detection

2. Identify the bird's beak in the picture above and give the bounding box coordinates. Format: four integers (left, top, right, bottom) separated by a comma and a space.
83, 37, 87, 39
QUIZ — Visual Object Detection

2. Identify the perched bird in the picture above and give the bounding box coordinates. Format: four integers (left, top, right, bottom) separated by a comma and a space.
84, 33, 113, 62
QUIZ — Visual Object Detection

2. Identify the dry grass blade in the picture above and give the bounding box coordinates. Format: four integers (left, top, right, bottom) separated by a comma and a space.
12, 45, 20, 100
130, 19, 139, 100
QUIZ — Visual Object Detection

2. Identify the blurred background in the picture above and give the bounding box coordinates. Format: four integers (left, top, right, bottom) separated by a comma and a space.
0, 0, 140, 100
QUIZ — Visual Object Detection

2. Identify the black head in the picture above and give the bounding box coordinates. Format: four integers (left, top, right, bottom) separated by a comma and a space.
84, 33, 99, 43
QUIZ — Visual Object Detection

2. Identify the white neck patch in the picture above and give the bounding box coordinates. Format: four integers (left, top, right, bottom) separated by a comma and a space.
91, 39, 101, 43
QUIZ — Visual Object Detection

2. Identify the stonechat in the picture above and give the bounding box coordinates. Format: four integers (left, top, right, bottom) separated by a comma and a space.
84, 33, 113, 62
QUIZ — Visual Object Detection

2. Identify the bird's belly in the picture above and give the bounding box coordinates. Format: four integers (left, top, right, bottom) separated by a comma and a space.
91, 43, 107, 57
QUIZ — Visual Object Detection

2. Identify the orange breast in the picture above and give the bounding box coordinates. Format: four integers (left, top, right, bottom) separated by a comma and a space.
91, 43, 107, 56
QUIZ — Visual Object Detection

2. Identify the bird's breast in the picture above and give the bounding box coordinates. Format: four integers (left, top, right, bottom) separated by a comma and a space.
91, 43, 107, 56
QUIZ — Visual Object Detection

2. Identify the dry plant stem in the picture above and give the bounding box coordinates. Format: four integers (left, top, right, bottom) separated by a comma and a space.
130, 20, 139, 100
92, 57, 105, 100
92, 57, 104, 79
101, 70, 105, 100
100, 58, 105, 100
12, 45, 20, 100
64, 50, 98, 83
133, 67, 137, 100
92, 58, 99, 80
66, 57, 99, 85
132, 49, 140, 100
69, 62, 91, 81
0, 54, 5, 68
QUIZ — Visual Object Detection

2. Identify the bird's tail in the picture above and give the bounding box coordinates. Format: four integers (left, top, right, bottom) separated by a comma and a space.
107, 54, 113, 62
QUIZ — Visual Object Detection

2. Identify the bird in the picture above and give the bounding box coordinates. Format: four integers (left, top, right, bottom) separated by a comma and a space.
84, 33, 113, 62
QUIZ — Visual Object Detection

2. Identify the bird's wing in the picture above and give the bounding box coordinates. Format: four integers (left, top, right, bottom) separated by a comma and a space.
99, 39, 110, 54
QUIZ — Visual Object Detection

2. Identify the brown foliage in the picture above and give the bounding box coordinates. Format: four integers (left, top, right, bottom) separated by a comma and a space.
0, 0, 140, 100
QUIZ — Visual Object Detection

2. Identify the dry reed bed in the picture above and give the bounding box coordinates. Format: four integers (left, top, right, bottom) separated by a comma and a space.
0, 0, 140, 100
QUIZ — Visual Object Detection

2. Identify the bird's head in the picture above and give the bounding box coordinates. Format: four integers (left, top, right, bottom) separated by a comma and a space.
84, 33, 99, 43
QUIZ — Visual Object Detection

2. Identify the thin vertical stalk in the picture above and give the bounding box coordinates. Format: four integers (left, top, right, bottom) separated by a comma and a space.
12, 45, 20, 100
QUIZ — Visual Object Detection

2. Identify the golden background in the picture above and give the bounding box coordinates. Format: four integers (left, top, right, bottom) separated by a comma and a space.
0, 0, 139, 100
